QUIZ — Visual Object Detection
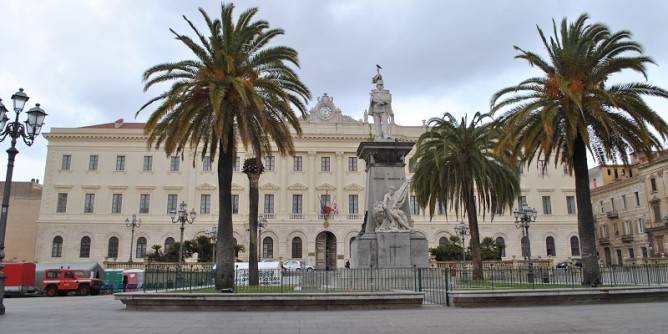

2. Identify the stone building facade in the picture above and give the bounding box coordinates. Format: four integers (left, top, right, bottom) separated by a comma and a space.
1, 180, 42, 262
34, 94, 581, 268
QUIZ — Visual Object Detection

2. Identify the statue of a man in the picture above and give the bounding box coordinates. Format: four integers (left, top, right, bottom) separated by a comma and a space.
369, 67, 393, 141
375, 180, 413, 232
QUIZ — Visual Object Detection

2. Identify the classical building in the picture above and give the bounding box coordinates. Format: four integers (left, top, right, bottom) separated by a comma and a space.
1, 180, 42, 262
34, 93, 581, 269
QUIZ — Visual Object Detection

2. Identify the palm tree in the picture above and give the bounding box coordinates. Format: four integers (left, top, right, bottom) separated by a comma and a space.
137, 4, 310, 290
491, 14, 668, 285
242, 157, 264, 285
410, 112, 520, 279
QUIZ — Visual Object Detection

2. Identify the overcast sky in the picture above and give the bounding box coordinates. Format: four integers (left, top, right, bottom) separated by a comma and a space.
1, 0, 667, 183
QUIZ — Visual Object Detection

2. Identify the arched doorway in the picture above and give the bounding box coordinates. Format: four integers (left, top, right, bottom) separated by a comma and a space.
316, 231, 337, 270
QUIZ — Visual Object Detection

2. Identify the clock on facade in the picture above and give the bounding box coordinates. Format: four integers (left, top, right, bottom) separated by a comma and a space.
318, 106, 333, 119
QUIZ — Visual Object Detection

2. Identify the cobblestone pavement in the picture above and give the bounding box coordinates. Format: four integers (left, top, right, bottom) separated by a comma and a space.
1, 294, 666, 334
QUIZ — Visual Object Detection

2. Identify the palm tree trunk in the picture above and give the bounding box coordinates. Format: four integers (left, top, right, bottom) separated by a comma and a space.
573, 133, 601, 286
215, 133, 236, 291
247, 172, 260, 286
466, 189, 483, 280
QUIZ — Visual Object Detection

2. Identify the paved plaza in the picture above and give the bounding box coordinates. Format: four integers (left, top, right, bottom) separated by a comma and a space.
1, 294, 666, 334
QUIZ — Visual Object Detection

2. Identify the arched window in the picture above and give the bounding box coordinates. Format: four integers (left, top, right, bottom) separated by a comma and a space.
262, 236, 274, 259
164, 237, 175, 252
291, 237, 303, 259
80, 236, 91, 258
136, 237, 147, 258
439, 237, 449, 247
546, 236, 556, 256
495, 237, 506, 258
521, 236, 528, 258
570, 236, 581, 256
107, 237, 119, 258
52, 236, 63, 257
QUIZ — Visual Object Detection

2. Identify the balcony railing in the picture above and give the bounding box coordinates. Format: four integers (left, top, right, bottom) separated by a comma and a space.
621, 234, 634, 243
607, 210, 619, 219
599, 237, 611, 245
289, 213, 305, 220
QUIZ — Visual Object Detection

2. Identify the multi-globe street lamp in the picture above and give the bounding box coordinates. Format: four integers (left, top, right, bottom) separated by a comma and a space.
170, 201, 196, 287
454, 221, 470, 265
258, 217, 268, 260
125, 214, 142, 263
514, 200, 538, 282
205, 225, 217, 263
0, 88, 47, 316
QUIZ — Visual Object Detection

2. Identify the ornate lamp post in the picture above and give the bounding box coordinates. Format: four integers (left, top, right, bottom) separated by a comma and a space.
0, 88, 47, 315
125, 214, 142, 262
514, 200, 538, 282
454, 221, 470, 264
205, 225, 217, 263
258, 217, 267, 260
170, 201, 196, 287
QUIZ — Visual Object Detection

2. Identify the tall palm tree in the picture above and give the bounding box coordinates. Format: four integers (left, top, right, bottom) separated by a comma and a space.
137, 4, 310, 290
491, 14, 668, 285
410, 112, 520, 279
242, 157, 264, 286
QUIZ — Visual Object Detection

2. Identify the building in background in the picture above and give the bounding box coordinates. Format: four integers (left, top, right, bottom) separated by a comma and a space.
1, 180, 42, 262
34, 94, 581, 269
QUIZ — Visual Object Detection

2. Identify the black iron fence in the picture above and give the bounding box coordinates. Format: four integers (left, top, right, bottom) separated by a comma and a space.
118, 264, 668, 305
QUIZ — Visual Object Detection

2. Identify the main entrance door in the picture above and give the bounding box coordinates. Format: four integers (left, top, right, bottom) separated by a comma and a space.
315, 232, 337, 270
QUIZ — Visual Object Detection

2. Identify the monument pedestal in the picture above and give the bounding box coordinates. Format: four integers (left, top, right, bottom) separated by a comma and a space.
352, 232, 428, 269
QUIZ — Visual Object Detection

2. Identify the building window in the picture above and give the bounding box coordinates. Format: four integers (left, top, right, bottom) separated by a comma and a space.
652, 201, 661, 223
139, 194, 150, 214
623, 221, 632, 235
321, 157, 330, 172
610, 198, 616, 211
650, 177, 658, 192
629, 248, 635, 259
349, 195, 359, 214
116, 155, 126, 171
437, 201, 446, 215
170, 156, 180, 171
410, 195, 419, 215
546, 236, 556, 257
80, 236, 91, 258
292, 194, 303, 214
439, 237, 449, 247
264, 194, 275, 214
634, 191, 640, 206
518, 196, 527, 207
200, 194, 211, 214
496, 237, 506, 258
622, 195, 627, 210
166, 194, 178, 214
234, 156, 240, 171
291, 237, 302, 259
495, 206, 505, 216
542, 196, 552, 215
320, 194, 331, 211
293, 156, 303, 171
409, 160, 417, 173
84, 193, 95, 213
636, 218, 645, 234
562, 162, 569, 174
88, 155, 98, 171
202, 156, 212, 171
56, 193, 68, 213
262, 237, 273, 259
164, 237, 175, 252
232, 194, 239, 214
570, 236, 581, 256
111, 194, 123, 214
52, 236, 63, 257
348, 157, 358, 172
537, 159, 548, 175
143, 156, 153, 171
566, 196, 576, 215
136, 237, 147, 258
599, 200, 604, 213
61, 155, 72, 170
642, 247, 648, 258
107, 237, 119, 258
265, 155, 275, 171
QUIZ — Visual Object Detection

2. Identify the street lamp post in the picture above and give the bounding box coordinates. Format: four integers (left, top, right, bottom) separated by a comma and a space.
0, 88, 47, 316
170, 201, 196, 288
258, 217, 267, 260
124, 214, 142, 262
205, 225, 217, 263
514, 200, 538, 282
454, 221, 470, 265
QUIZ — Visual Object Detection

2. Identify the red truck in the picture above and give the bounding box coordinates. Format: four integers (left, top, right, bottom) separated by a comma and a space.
43, 268, 102, 296
2, 262, 38, 296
